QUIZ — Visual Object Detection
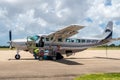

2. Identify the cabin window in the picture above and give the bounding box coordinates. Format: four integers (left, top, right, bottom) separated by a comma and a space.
71, 39, 74, 43
92, 40, 97, 43
89, 40, 92, 43
81, 39, 85, 43
94, 40, 98, 43
46, 38, 49, 41
87, 40, 91, 43
96, 40, 98, 43
58, 38, 62, 42
51, 37, 53, 40
66, 39, 70, 42
76, 39, 80, 43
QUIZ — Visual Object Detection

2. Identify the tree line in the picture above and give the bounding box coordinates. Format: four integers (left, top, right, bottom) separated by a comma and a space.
97, 44, 120, 48
0, 44, 120, 48
0, 46, 9, 48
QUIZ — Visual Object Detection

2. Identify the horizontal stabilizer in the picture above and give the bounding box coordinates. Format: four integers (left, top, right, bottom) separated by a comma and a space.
111, 38, 120, 41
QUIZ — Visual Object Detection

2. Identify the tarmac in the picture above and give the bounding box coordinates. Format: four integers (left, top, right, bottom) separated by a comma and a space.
0, 50, 120, 80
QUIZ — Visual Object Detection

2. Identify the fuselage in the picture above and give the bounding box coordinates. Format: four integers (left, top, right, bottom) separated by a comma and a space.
12, 37, 105, 54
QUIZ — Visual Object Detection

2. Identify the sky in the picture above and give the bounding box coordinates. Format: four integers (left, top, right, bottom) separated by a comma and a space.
0, 0, 120, 46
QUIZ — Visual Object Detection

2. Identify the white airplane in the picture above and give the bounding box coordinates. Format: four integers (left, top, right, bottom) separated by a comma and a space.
8, 21, 120, 60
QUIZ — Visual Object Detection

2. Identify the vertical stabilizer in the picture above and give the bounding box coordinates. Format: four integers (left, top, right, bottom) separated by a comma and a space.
104, 21, 113, 39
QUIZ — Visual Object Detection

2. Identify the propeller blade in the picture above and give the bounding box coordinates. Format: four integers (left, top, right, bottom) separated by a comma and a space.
9, 30, 12, 49
9, 30, 12, 41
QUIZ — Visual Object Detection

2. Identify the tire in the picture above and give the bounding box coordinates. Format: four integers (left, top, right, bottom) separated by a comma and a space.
39, 57, 43, 60
56, 52, 63, 60
15, 54, 20, 60
34, 54, 39, 59
52, 56, 56, 60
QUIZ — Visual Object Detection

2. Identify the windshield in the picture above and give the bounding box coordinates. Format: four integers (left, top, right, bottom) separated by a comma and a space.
29, 35, 39, 41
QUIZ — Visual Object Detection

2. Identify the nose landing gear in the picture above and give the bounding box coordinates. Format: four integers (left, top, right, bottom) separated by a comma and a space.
15, 54, 20, 60
15, 49, 21, 60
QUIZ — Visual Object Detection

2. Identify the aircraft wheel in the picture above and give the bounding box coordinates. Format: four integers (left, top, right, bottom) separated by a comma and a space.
52, 56, 56, 60
56, 52, 63, 60
15, 54, 20, 60
34, 55, 39, 59
39, 57, 43, 60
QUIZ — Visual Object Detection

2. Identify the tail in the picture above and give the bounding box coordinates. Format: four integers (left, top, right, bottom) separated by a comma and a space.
103, 21, 113, 40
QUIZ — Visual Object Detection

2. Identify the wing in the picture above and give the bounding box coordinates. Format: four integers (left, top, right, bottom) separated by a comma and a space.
47, 25, 84, 42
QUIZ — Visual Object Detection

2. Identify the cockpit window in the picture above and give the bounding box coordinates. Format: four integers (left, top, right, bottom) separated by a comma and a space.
29, 35, 39, 41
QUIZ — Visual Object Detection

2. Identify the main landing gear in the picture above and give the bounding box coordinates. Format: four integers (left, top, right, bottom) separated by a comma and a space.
15, 49, 21, 60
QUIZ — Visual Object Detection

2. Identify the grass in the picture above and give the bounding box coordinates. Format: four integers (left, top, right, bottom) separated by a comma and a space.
0, 48, 10, 50
0, 48, 15, 50
74, 73, 120, 80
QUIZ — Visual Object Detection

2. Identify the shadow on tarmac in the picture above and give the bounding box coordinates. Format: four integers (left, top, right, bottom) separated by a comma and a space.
95, 57, 120, 60
8, 58, 83, 65
54, 59, 83, 65
8, 58, 35, 61
65, 57, 94, 59
65, 57, 120, 60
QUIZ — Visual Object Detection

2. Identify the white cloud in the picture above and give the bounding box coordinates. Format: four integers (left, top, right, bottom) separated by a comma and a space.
0, 8, 7, 18
5, 0, 18, 3
87, 0, 119, 21
0, 0, 120, 45
56, 8, 71, 18
82, 0, 120, 38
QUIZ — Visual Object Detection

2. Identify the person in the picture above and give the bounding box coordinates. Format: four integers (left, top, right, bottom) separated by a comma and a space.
33, 48, 39, 59
53, 46, 57, 56
53, 45, 63, 60
38, 37, 44, 47
48, 46, 53, 56
34, 48, 39, 54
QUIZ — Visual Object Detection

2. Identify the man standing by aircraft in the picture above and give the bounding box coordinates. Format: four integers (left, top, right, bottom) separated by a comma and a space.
38, 37, 44, 47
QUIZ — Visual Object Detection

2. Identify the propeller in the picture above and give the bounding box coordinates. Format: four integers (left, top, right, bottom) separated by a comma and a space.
9, 30, 13, 49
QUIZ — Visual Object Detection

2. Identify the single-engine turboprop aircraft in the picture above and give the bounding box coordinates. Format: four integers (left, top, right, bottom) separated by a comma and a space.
8, 21, 120, 60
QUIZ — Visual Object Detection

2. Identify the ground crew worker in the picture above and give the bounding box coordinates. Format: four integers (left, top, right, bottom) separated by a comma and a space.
48, 46, 53, 56
53, 45, 63, 60
34, 48, 39, 54
33, 48, 39, 59
53, 45, 60, 53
